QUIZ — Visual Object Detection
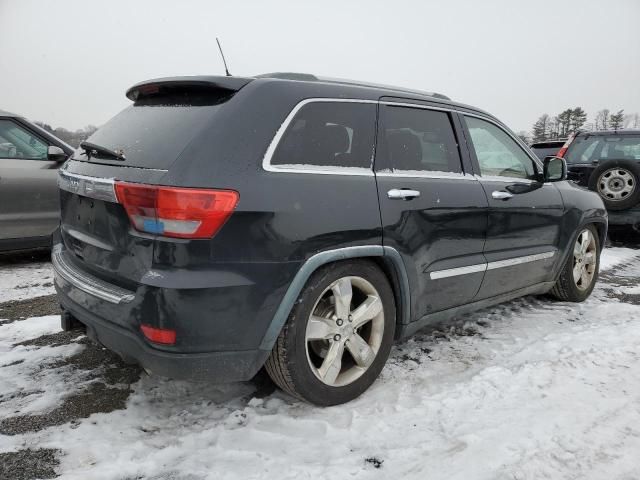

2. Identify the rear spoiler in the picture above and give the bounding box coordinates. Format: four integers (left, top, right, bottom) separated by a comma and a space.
126, 76, 253, 101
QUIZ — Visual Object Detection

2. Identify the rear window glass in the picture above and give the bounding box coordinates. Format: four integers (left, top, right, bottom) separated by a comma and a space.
271, 102, 376, 170
72, 88, 233, 169
530, 145, 562, 160
378, 105, 462, 173
565, 135, 640, 163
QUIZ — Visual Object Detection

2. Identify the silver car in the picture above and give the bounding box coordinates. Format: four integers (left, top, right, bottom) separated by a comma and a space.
0, 109, 73, 252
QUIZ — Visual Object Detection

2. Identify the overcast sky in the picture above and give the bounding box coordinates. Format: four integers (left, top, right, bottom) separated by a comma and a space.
1, 0, 638, 133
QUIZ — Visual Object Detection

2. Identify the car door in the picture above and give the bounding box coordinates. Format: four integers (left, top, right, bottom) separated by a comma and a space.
375, 101, 489, 321
0, 119, 61, 241
460, 114, 564, 299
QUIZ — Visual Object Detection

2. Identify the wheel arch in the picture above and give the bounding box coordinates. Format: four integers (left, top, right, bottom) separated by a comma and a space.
553, 218, 607, 283
258, 246, 411, 353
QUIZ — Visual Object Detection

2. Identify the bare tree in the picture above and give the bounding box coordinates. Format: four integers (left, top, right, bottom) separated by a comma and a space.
531, 114, 550, 142
623, 113, 640, 129
594, 109, 610, 130
517, 131, 530, 144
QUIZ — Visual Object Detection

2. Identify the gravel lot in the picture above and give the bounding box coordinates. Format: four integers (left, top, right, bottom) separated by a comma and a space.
1, 241, 639, 479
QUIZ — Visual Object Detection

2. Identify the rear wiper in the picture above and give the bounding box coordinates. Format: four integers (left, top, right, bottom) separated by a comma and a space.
79, 141, 126, 161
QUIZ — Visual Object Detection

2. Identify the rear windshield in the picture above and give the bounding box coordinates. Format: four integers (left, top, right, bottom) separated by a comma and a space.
565, 134, 640, 164
72, 88, 232, 169
530, 145, 562, 160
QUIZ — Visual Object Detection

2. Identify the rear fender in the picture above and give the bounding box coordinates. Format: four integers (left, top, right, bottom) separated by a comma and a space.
257, 245, 410, 354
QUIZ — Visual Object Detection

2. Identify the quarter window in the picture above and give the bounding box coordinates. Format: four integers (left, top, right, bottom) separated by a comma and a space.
464, 116, 538, 180
271, 102, 376, 170
0, 120, 48, 160
377, 105, 462, 174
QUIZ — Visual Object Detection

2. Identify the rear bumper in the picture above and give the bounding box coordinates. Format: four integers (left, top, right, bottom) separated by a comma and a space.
58, 292, 267, 381
608, 208, 640, 230
60, 291, 269, 381
52, 242, 299, 382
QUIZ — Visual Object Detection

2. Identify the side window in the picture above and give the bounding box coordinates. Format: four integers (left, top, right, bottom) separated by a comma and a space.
464, 116, 538, 180
0, 119, 48, 160
378, 105, 462, 174
271, 102, 376, 170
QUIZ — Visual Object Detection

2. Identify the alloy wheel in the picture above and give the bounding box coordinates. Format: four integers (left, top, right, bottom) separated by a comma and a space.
597, 168, 636, 202
304, 276, 385, 387
573, 229, 597, 291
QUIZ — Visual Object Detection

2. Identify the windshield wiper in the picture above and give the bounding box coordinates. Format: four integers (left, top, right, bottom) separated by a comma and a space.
79, 141, 126, 161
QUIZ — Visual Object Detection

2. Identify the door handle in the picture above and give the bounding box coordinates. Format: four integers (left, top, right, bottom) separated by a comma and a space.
492, 190, 513, 200
387, 189, 421, 200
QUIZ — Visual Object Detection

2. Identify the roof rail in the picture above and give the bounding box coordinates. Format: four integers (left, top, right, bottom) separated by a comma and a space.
255, 72, 319, 81
255, 72, 450, 101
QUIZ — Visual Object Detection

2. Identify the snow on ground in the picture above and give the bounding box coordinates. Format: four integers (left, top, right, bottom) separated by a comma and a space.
599, 246, 638, 270
0, 316, 85, 417
0, 247, 639, 479
0, 260, 54, 303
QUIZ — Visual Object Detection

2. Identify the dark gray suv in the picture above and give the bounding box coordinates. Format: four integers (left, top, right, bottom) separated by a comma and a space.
53, 74, 607, 405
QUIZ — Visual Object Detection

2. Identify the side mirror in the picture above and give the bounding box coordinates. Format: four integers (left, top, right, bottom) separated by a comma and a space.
543, 156, 567, 182
47, 145, 68, 162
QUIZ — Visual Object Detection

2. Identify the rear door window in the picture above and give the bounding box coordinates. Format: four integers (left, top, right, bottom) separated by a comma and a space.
376, 105, 463, 174
270, 101, 376, 171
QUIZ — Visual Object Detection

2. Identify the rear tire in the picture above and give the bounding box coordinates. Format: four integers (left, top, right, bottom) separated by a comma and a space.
265, 260, 395, 406
550, 225, 600, 302
588, 160, 640, 211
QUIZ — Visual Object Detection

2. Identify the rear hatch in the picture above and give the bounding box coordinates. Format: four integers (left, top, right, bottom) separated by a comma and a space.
564, 133, 640, 186
58, 77, 250, 287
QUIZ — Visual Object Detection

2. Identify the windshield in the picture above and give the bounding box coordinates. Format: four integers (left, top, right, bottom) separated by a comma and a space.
565, 134, 640, 164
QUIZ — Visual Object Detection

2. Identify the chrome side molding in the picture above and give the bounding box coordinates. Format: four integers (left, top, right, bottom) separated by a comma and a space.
430, 251, 556, 280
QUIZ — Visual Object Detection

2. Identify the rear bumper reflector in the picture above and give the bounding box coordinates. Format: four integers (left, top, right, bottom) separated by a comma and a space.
52, 246, 135, 304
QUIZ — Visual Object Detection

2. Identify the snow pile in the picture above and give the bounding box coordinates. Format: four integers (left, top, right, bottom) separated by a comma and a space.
0, 261, 55, 303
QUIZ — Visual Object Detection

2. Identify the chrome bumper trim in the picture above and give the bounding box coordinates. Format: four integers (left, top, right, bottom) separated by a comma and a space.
57, 169, 118, 203
52, 248, 135, 304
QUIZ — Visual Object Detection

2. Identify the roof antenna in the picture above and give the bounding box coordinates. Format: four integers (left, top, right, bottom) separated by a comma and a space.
216, 38, 231, 76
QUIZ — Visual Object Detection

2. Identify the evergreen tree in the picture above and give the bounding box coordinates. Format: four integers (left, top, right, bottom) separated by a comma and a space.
609, 110, 625, 130
556, 109, 573, 137
569, 107, 587, 132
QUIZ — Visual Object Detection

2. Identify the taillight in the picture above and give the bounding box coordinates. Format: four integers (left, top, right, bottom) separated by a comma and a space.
114, 182, 239, 239
556, 133, 576, 158
140, 324, 176, 345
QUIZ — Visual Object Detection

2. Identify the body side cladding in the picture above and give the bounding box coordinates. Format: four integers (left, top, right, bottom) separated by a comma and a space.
397, 281, 556, 339
257, 245, 411, 355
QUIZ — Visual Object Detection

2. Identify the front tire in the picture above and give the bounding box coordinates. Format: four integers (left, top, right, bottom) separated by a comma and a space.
550, 225, 600, 302
265, 260, 395, 406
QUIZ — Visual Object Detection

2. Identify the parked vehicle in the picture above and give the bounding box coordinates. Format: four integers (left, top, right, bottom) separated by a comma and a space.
0, 109, 73, 252
530, 139, 566, 160
53, 74, 607, 405
559, 130, 640, 231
